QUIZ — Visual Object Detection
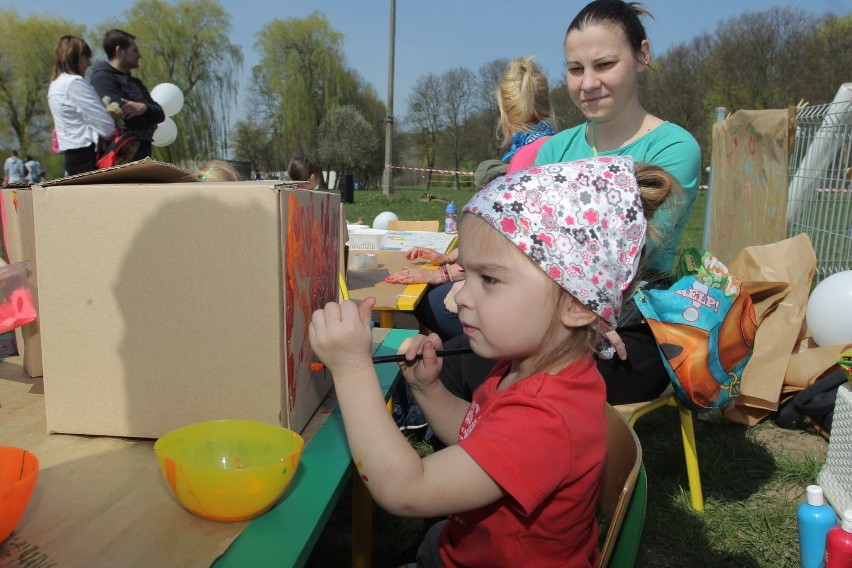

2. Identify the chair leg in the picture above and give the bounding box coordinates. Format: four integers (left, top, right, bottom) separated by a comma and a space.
675, 401, 705, 512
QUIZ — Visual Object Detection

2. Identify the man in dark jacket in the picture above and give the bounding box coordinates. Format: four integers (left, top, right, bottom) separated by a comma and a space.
90, 29, 165, 161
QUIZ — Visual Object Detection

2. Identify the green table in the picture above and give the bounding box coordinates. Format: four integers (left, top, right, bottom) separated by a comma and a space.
214, 328, 415, 568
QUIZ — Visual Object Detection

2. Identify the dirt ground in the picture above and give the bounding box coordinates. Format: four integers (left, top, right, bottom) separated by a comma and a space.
751, 423, 829, 461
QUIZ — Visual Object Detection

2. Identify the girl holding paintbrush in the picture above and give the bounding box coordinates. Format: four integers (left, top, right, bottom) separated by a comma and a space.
310, 156, 676, 566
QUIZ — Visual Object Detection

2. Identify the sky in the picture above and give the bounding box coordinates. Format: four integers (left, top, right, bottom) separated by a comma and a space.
6, 0, 850, 123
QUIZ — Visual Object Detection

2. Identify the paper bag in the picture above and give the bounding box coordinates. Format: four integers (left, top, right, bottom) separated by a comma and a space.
722, 234, 817, 424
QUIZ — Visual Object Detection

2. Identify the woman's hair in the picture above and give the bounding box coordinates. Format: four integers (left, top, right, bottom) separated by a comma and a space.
497, 56, 555, 147
634, 162, 681, 245
197, 160, 240, 182
460, 161, 678, 373
53, 36, 92, 79
564, 0, 654, 61
287, 156, 321, 184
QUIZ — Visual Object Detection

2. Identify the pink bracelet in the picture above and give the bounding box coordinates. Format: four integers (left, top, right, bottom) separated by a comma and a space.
439, 264, 452, 284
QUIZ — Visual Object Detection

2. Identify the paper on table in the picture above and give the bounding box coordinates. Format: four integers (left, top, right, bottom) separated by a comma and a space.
0, 358, 247, 567
380, 231, 457, 253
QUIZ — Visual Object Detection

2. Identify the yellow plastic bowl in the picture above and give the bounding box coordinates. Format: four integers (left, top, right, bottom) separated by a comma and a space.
154, 420, 304, 522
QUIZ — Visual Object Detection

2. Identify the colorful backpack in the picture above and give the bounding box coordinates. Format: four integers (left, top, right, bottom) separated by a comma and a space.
634, 248, 758, 412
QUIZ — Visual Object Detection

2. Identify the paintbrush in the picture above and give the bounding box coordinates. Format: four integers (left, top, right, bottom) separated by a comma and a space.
310, 347, 473, 371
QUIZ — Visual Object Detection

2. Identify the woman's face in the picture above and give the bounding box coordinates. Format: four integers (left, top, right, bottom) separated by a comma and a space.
564, 23, 649, 125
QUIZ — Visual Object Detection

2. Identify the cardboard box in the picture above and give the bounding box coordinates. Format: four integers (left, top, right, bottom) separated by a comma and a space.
29, 163, 339, 438
0, 159, 198, 377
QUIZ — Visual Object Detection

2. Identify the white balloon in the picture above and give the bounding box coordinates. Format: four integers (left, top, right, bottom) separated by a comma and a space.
152, 117, 178, 147
372, 211, 398, 230
806, 270, 852, 347
150, 83, 184, 117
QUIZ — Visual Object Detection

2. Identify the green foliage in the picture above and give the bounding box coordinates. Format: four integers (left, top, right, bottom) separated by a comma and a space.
252, 12, 359, 167
99, 0, 243, 163
0, 10, 83, 154
318, 104, 379, 182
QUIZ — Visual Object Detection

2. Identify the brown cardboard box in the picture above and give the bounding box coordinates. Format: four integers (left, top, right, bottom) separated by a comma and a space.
0, 159, 197, 377
30, 164, 338, 438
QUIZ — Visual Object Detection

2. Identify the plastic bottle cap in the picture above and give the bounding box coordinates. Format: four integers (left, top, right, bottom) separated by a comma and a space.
446, 202, 456, 214
807, 485, 825, 506
842, 509, 852, 532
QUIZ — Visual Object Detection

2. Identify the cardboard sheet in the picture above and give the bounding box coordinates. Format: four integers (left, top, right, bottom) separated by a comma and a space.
0, 356, 245, 567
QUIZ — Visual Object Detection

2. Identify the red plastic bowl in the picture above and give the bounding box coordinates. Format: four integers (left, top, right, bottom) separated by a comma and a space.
0, 447, 39, 542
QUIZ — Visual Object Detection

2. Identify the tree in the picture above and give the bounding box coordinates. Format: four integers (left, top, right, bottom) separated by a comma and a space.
231, 118, 274, 175
642, 34, 714, 152
465, 58, 509, 160
317, 104, 378, 187
100, 0, 243, 163
441, 68, 475, 189
703, 7, 817, 112
405, 73, 444, 190
252, 12, 359, 167
0, 11, 80, 155
798, 14, 852, 105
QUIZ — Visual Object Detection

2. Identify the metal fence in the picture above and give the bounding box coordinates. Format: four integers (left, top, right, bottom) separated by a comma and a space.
787, 96, 852, 283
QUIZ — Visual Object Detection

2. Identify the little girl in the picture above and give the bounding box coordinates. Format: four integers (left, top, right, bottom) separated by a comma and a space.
310, 156, 674, 567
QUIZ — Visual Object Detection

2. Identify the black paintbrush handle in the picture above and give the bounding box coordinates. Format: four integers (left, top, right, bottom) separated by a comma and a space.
371, 347, 473, 364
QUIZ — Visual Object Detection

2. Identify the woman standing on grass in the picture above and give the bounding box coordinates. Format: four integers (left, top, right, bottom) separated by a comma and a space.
440, 0, 702, 406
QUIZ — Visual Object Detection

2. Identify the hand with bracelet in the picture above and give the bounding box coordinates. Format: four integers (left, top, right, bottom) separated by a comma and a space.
385, 247, 464, 285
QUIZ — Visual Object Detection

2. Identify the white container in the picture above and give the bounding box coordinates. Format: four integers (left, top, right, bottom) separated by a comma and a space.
348, 229, 387, 250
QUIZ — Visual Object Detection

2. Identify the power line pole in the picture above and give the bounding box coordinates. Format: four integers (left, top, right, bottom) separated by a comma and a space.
382, 0, 395, 196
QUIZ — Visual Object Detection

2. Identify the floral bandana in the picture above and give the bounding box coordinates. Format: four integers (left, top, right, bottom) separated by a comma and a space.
462, 156, 647, 329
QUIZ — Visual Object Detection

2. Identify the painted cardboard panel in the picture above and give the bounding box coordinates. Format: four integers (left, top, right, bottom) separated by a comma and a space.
281, 190, 338, 431
708, 108, 795, 264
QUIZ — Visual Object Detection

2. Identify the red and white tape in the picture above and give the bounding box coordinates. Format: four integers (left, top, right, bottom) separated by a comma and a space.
385, 164, 474, 176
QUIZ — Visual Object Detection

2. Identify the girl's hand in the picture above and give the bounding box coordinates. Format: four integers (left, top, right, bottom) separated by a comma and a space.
404, 247, 449, 265
604, 329, 628, 361
309, 297, 376, 378
385, 266, 442, 285
398, 333, 444, 391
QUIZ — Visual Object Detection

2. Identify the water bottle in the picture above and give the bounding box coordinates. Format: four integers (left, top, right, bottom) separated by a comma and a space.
444, 201, 457, 234
824, 509, 852, 567
798, 485, 838, 568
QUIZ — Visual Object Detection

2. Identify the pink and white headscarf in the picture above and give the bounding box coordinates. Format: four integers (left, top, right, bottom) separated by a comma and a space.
463, 156, 647, 328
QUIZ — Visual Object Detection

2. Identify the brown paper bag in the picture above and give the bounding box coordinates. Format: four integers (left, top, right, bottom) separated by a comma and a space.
723, 234, 817, 424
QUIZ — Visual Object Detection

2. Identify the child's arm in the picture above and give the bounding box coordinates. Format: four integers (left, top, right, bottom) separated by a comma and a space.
310, 299, 503, 518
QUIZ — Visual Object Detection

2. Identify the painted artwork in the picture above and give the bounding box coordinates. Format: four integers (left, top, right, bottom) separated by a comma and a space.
708, 109, 792, 264
283, 190, 339, 424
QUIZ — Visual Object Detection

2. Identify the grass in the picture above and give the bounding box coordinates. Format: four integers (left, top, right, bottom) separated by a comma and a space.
307, 185, 828, 567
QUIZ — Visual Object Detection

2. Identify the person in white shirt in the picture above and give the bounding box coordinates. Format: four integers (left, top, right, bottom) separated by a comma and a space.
47, 36, 116, 176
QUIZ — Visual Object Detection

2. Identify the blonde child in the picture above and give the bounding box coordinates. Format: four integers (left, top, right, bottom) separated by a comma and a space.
310, 156, 675, 566
197, 160, 240, 182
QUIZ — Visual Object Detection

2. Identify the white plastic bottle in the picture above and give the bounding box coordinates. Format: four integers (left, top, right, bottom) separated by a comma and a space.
798, 485, 838, 568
